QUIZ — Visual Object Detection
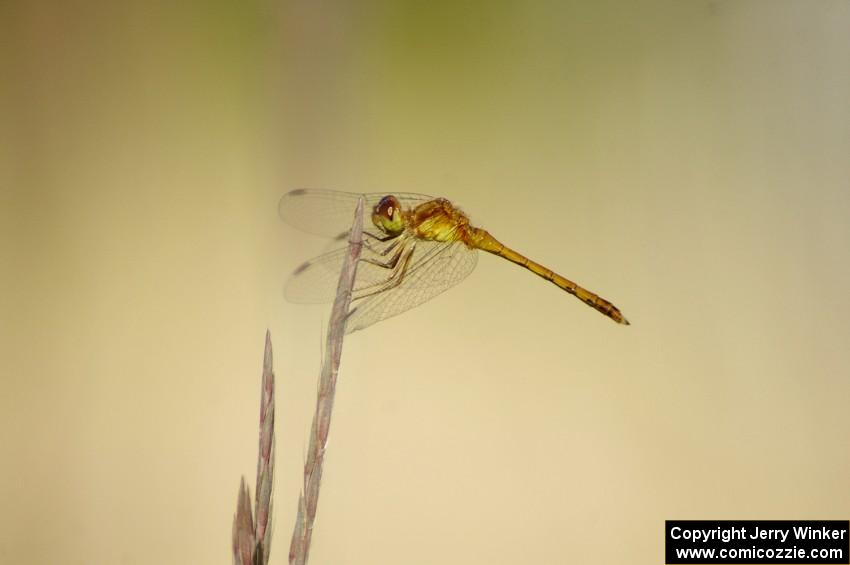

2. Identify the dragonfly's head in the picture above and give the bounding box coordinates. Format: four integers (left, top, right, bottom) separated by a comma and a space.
372, 195, 404, 236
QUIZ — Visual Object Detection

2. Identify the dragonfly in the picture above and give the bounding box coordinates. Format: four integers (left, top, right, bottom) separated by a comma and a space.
279, 189, 630, 333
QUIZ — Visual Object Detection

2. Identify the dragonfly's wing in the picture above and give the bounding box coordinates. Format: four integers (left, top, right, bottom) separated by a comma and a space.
285, 236, 470, 300
346, 240, 478, 333
284, 238, 478, 332
278, 189, 434, 238
284, 241, 405, 303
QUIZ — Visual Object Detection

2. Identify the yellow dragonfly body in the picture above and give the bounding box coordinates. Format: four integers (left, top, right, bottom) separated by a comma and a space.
280, 190, 629, 332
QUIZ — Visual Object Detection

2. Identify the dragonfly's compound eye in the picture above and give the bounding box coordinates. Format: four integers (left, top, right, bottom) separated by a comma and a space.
376, 195, 399, 219
372, 195, 404, 235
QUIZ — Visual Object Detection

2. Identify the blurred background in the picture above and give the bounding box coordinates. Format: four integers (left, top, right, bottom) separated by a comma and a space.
2, 1, 849, 563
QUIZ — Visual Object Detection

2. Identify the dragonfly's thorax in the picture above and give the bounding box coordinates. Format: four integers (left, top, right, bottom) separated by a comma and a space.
407, 198, 471, 243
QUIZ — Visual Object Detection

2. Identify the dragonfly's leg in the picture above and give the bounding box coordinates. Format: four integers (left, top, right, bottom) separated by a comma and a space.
359, 242, 405, 269
359, 234, 407, 266
375, 236, 404, 256
351, 229, 395, 247
355, 246, 415, 300
350, 241, 411, 303
361, 237, 401, 257
361, 232, 403, 256
352, 242, 416, 301
332, 229, 395, 248
363, 230, 396, 243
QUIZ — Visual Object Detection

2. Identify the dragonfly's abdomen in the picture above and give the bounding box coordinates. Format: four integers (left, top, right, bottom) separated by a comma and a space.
467, 227, 630, 325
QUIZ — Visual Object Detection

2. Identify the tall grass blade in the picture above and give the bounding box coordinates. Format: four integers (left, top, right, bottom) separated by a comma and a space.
288, 196, 364, 565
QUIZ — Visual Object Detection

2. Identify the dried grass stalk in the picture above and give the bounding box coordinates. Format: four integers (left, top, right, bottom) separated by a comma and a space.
232, 331, 276, 565
288, 196, 364, 565
232, 477, 255, 565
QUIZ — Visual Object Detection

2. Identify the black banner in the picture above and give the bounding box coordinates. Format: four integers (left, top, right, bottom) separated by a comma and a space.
666, 520, 849, 564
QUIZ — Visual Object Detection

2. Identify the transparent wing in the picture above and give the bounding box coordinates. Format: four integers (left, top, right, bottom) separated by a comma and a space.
278, 189, 435, 238
286, 236, 470, 300
346, 240, 478, 333
284, 238, 478, 332
283, 240, 407, 304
